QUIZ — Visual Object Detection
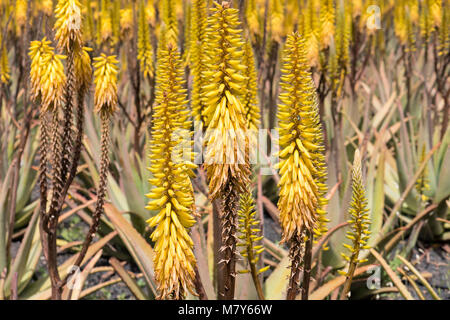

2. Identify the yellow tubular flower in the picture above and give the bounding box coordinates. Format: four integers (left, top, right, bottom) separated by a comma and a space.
190, 0, 208, 126
146, 0, 156, 27
245, 0, 259, 36
320, 0, 335, 49
54, 0, 83, 52
138, 0, 154, 79
29, 38, 67, 112
439, 1, 449, 56
202, 1, 251, 200
39, 51, 67, 113
429, 0, 442, 27
99, 0, 112, 45
41, 0, 54, 16
276, 32, 328, 243
0, 41, 10, 84
335, 0, 350, 70
301, 0, 320, 67
146, 43, 197, 300
162, 0, 179, 46
270, 0, 284, 42
29, 38, 53, 100
242, 40, 260, 131
120, 7, 133, 37
74, 46, 92, 90
93, 54, 118, 116
339, 150, 371, 293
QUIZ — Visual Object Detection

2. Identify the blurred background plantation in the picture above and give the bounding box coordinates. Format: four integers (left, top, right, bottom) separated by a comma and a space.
0, 0, 449, 300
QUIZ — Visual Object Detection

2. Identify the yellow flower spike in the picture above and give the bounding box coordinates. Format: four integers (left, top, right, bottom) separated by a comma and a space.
299, 0, 320, 67
0, 41, 10, 84
29, 39, 66, 113
202, 1, 252, 299
270, 0, 284, 42
120, 7, 133, 37
415, 144, 430, 204
284, 0, 300, 36
407, 0, 419, 23
39, 52, 67, 113
237, 189, 267, 300
111, 0, 120, 45
339, 149, 371, 299
15, 0, 27, 36
146, 0, 156, 27
138, 0, 154, 79
190, 0, 208, 127
438, 1, 449, 56
242, 40, 260, 132
245, 0, 259, 37
146, 41, 197, 300
161, 0, 179, 46
202, 1, 251, 199
29, 38, 53, 101
335, 0, 351, 70
319, 0, 335, 49
74, 46, 92, 90
276, 32, 328, 244
429, 0, 442, 27
40, 0, 54, 16
93, 54, 118, 116
98, 0, 113, 45
54, 0, 83, 52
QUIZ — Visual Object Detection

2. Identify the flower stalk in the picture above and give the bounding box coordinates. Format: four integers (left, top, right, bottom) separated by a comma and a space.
146, 42, 198, 300
237, 190, 268, 300
276, 32, 327, 300
202, 1, 251, 300
339, 149, 371, 300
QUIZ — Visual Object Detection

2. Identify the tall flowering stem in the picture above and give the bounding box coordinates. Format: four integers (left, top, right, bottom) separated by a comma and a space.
190, 0, 208, 127
276, 32, 328, 300
237, 190, 269, 300
64, 54, 118, 289
146, 43, 198, 300
339, 149, 371, 300
91, 54, 118, 224
30, 0, 96, 299
202, 1, 251, 300
29, 40, 66, 272
137, 0, 154, 79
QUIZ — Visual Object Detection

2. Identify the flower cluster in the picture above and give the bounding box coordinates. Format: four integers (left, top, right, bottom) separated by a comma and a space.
146, 43, 197, 300
276, 32, 328, 243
